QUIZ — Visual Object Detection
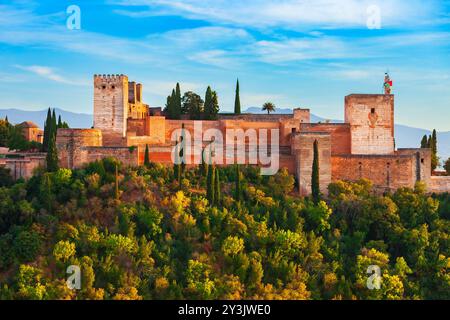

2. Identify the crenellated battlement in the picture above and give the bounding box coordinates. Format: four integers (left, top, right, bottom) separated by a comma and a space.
94, 74, 128, 86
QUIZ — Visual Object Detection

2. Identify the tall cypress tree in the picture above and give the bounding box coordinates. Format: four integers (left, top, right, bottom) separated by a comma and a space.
42, 108, 52, 151
312, 140, 320, 204
235, 164, 241, 202
46, 133, 59, 172
234, 79, 241, 114
57, 115, 62, 128
204, 86, 213, 120
175, 83, 182, 119
51, 109, 57, 139
431, 129, 438, 171
115, 164, 119, 200
214, 167, 221, 205
206, 165, 215, 205
144, 144, 150, 167
420, 135, 428, 148
173, 135, 181, 186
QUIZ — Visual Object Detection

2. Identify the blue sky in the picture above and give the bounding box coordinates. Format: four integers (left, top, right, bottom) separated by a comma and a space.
0, 0, 449, 130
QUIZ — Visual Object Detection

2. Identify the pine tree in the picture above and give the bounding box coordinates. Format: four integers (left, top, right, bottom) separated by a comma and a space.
206, 165, 215, 206
42, 108, 52, 152
144, 144, 150, 167
214, 167, 221, 205
420, 135, 428, 148
46, 133, 59, 172
235, 164, 241, 202
312, 140, 320, 204
204, 86, 213, 120
234, 79, 241, 114
175, 83, 182, 119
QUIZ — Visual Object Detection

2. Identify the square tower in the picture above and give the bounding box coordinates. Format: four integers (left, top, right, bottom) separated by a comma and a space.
345, 94, 394, 155
94, 74, 129, 138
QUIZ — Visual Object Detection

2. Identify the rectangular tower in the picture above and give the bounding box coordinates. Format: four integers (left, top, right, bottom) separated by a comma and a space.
345, 94, 394, 155
94, 74, 129, 139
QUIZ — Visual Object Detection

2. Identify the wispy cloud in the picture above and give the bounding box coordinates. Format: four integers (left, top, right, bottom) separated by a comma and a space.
15, 65, 88, 86
110, 0, 443, 30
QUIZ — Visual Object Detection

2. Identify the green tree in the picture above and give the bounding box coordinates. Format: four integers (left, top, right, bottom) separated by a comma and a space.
53, 240, 76, 263
42, 108, 52, 152
206, 165, 215, 205
182, 91, 204, 120
262, 102, 276, 114
57, 115, 62, 129
144, 144, 150, 167
312, 139, 320, 204
420, 135, 428, 148
235, 164, 242, 202
214, 167, 221, 205
46, 133, 59, 172
175, 82, 182, 119
0, 118, 10, 147
431, 129, 439, 171
444, 158, 450, 175
204, 87, 219, 120
234, 79, 241, 114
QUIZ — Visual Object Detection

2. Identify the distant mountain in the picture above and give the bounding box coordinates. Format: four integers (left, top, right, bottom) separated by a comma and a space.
0, 108, 93, 129
1, 107, 448, 162
244, 107, 450, 162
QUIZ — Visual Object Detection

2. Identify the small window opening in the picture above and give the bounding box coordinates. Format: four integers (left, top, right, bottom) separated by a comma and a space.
421, 158, 424, 164
371, 108, 375, 114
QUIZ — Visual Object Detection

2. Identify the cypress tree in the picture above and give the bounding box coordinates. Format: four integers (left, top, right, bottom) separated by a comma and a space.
46, 133, 59, 172
144, 144, 150, 167
420, 135, 428, 148
57, 115, 62, 128
312, 139, 320, 204
214, 167, 221, 205
51, 109, 57, 134
207, 165, 215, 205
180, 123, 186, 174
115, 164, 119, 200
431, 129, 438, 171
200, 147, 208, 176
235, 164, 241, 202
43, 108, 52, 151
234, 79, 241, 114
204, 86, 213, 120
173, 135, 181, 185
175, 83, 182, 119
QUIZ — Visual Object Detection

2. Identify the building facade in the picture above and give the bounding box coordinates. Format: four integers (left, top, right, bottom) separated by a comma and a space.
55, 74, 450, 194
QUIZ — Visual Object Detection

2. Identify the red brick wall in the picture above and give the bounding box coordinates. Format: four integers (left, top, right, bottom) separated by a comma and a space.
301, 123, 351, 154
331, 154, 415, 191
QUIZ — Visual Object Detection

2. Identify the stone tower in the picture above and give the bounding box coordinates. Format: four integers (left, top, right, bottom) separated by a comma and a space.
345, 94, 395, 155
94, 74, 129, 144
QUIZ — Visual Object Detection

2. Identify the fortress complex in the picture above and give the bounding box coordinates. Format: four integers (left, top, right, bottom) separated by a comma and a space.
55, 74, 450, 194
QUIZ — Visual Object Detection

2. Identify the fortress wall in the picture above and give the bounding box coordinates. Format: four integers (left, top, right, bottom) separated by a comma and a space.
84, 146, 139, 167
56, 129, 102, 169
127, 119, 146, 136
5, 156, 46, 180
345, 94, 395, 155
301, 123, 351, 154
331, 154, 415, 191
429, 176, 450, 193
293, 132, 331, 196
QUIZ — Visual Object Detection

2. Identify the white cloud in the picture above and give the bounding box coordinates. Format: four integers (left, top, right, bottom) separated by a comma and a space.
110, 0, 441, 30
14, 65, 88, 85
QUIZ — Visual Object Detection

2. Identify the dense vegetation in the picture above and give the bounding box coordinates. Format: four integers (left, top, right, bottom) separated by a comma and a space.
0, 158, 449, 300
